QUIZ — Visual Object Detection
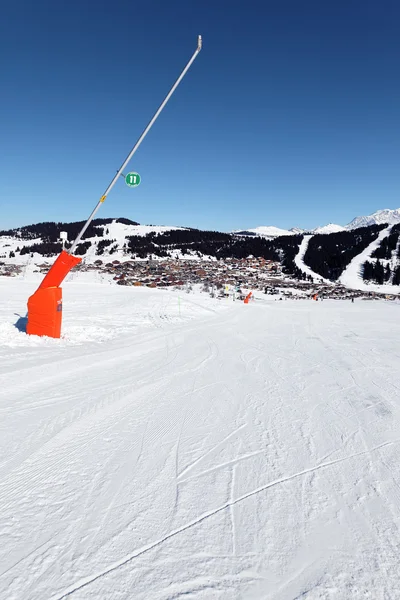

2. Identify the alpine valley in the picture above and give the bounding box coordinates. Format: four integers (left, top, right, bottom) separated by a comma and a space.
1, 208, 400, 292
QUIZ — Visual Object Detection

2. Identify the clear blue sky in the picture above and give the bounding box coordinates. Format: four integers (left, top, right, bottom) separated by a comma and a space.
1, 0, 400, 232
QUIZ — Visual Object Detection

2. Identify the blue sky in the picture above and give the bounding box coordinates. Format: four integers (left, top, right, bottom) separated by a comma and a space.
1, 0, 400, 232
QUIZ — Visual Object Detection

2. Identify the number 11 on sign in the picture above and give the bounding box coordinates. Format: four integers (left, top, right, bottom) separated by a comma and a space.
125, 172, 141, 187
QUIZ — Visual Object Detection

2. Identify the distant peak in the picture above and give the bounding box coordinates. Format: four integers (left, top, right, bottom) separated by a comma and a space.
346, 208, 400, 230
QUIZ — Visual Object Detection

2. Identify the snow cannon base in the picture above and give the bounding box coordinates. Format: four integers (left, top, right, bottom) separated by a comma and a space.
26, 251, 82, 338
27, 287, 63, 338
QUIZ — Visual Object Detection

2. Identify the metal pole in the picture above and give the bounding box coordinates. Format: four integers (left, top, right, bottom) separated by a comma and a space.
70, 35, 202, 254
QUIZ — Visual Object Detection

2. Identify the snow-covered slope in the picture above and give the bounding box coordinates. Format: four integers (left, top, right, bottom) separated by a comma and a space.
0, 221, 187, 264
346, 208, 400, 230
0, 234, 42, 260
2, 279, 400, 598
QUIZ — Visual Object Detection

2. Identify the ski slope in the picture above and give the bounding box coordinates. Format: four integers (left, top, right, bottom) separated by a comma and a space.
339, 225, 395, 292
1, 279, 400, 599
294, 235, 332, 284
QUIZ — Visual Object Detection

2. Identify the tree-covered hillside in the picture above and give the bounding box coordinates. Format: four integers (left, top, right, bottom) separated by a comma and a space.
303, 225, 386, 281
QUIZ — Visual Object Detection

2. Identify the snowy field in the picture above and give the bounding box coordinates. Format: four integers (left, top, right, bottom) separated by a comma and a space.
1, 278, 400, 599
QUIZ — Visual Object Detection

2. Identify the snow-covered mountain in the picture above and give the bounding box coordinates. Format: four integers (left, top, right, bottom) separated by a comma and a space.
0, 219, 189, 263
312, 223, 345, 235
234, 208, 400, 239
346, 208, 400, 230
233, 223, 344, 238
233, 226, 296, 238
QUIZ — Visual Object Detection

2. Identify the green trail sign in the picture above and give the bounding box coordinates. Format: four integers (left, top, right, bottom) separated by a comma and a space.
125, 172, 141, 188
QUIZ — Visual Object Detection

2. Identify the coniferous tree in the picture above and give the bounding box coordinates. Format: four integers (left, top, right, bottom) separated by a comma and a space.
363, 261, 374, 281
371, 232, 398, 260
384, 263, 391, 282
393, 265, 400, 286
375, 260, 385, 284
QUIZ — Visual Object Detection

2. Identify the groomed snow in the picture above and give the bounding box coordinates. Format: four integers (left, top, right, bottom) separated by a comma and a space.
1, 278, 400, 599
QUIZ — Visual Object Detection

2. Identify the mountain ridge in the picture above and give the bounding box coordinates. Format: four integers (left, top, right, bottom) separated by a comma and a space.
235, 207, 400, 239
1, 217, 400, 290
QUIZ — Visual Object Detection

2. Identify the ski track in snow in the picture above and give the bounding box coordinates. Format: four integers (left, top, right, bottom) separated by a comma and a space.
1, 279, 400, 599
48, 439, 399, 600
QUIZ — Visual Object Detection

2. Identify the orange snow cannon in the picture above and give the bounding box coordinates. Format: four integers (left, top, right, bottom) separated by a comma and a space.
244, 292, 252, 304
27, 286, 63, 338
38, 250, 81, 289
27, 251, 81, 338
25, 37, 203, 338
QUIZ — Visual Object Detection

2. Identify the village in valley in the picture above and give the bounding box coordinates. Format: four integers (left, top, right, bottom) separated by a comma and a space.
1, 254, 398, 302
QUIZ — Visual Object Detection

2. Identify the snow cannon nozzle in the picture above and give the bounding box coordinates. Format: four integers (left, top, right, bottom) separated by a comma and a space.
198, 35, 202, 51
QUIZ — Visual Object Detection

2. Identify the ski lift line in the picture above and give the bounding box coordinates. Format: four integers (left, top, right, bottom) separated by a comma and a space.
70, 35, 202, 254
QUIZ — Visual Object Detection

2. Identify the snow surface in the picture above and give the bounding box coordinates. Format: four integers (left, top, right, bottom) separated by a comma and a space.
2, 278, 400, 599
294, 235, 332, 284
